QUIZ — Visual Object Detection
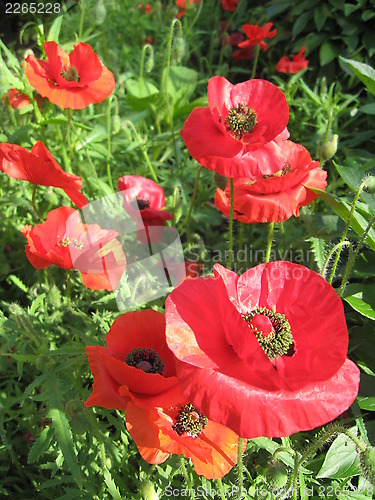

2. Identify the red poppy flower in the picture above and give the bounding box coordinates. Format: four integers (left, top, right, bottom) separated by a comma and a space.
118, 175, 173, 243
175, 0, 200, 18
138, 3, 152, 13
165, 261, 360, 438
21, 206, 126, 291
221, 0, 239, 12
126, 401, 245, 479
181, 76, 290, 179
238, 22, 277, 51
214, 141, 327, 223
0, 141, 88, 209
276, 46, 309, 74
25, 42, 115, 109
85, 310, 182, 410
3, 88, 31, 109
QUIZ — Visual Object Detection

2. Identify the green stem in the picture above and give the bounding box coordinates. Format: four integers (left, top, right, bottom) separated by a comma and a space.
250, 44, 260, 79
55, 124, 71, 172
339, 213, 375, 296
140, 44, 153, 80
66, 108, 73, 158
216, 478, 226, 500
328, 180, 366, 284
31, 184, 42, 219
237, 437, 244, 500
186, 166, 202, 243
179, 457, 195, 500
124, 120, 158, 183
66, 270, 72, 309
265, 223, 274, 263
321, 241, 352, 281
106, 98, 114, 191
78, 0, 85, 39
228, 178, 234, 270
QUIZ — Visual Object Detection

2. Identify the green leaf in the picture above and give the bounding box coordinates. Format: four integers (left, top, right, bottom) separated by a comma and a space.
47, 15, 63, 42
307, 236, 327, 271
309, 188, 375, 251
103, 469, 122, 500
28, 293, 46, 316
343, 284, 375, 320
162, 66, 198, 107
339, 57, 375, 95
320, 41, 339, 65
48, 408, 82, 488
317, 428, 360, 479
251, 438, 311, 473
357, 397, 375, 411
292, 11, 311, 38
125, 78, 159, 99
7, 274, 28, 293
28, 426, 55, 464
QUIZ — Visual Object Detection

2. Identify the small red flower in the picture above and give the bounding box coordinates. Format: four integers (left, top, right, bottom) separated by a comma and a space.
138, 3, 152, 14
21, 206, 126, 291
0, 141, 88, 209
3, 88, 31, 109
238, 22, 277, 51
181, 76, 290, 179
276, 46, 309, 74
85, 310, 182, 410
215, 141, 327, 223
118, 175, 173, 243
165, 262, 360, 438
126, 401, 245, 479
175, 0, 200, 18
221, 0, 239, 12
25, 42, 115, 109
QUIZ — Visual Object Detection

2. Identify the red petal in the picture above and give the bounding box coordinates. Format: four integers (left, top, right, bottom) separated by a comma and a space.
69, 43, 103, 84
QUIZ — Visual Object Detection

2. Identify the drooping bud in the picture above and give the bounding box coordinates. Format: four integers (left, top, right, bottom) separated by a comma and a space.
94, 0, 107, 25
320, 134, 338, 161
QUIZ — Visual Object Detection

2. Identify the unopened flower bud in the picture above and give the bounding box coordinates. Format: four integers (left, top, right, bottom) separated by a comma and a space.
360, 446, 375, 486
363, 175, 375, 194
321, 134, 338, 161
94, 0, 107, 24
111, 115, 121, 134
266, 461, 289, 489
172, 36, 186, 64
139, 480, 159, 500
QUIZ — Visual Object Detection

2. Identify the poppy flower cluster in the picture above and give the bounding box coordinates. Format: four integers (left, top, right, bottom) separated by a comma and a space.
175, 0, 200, 18
25, 41, 115, 109
21, 206, 127, 291
85, 310, 244, 479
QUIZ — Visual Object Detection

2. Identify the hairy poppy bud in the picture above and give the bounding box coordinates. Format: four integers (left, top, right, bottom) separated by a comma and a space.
139, 480, 159, 500
266, 461, 289, 489
172, 36, 186, 64
111, 115, 121, 135
94, 0, 107, 24
321, 134, 338, 161
363, 175, 375, 195
360, 446, 375, 486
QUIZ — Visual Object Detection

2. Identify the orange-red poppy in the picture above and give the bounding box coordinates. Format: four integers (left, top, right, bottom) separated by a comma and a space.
0, 141, 88, 209
25, 42, 115, 109
21, 206, 126, 291
126, 401, 245, 479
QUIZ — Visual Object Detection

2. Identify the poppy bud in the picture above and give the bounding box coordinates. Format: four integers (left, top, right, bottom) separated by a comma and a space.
172, 36, 186, 64
94, 0, 107, 24
320, 134, 338, 161
360, 446, 375, 486
266, 461, 289, 490
363, 175, 375, 194
111, 115, 121, 135
139, 480, 159, 500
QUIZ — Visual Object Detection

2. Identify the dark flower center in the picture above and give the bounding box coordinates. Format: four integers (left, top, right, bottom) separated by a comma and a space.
225, 104, 257, 139
242, 307, 294, 361
125, 347, 164, 374
58, 236, 84, 249
172, 403, 208, 438
136, 199, 150, 210
61, 65, 80, 82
